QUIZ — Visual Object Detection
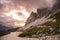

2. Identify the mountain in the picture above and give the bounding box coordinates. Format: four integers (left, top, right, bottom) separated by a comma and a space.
24, 0, 60, 29
19, 8, 60, 38
0, 25, 12, 31
0, 25, 19, 36
25, 8, 51, 25
25, 12, 38, 25
23, 0, 60, 30
25, 8, 49, 25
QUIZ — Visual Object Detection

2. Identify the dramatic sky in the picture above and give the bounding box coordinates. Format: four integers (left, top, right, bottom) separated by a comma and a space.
0, 0, 56, 27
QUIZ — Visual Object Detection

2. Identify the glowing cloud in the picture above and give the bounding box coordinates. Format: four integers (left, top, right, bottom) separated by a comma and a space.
0, 0, 57, 27
3, 6, 29, 27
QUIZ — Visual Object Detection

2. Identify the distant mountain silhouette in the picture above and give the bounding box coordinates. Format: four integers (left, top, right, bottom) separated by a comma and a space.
0, 25, 19, 36
0, 25, 12, 31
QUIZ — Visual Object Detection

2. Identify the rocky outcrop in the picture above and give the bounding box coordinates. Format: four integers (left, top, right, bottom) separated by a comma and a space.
25, 12, 38, 25
25, 8, 50, 25
37, 8, 50, 18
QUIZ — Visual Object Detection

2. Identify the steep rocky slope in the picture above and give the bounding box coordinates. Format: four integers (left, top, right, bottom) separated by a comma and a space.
24, 0, 60, 30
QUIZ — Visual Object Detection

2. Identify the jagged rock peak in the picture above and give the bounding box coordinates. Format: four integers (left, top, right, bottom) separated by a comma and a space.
25, 12, 38, 25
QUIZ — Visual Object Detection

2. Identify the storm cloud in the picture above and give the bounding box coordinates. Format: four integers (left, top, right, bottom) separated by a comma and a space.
0, 0, 57, 27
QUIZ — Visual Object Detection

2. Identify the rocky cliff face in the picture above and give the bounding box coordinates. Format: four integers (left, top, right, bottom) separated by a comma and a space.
37, 8, 50, 18
25, 0, 60, 25
25, 12, 38, 25
25, 8, 50, 25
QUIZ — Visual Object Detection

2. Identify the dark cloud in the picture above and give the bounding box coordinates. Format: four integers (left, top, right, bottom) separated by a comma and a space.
0, 0, 57, 12
0, 3, 3, 8
11, 0, 56, 12
0, 0, 57, 27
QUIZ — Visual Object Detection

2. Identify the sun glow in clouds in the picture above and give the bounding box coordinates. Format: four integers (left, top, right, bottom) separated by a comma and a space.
4, 6, 30, 27
0, 0, 56, 27
14, 22, 25, 27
